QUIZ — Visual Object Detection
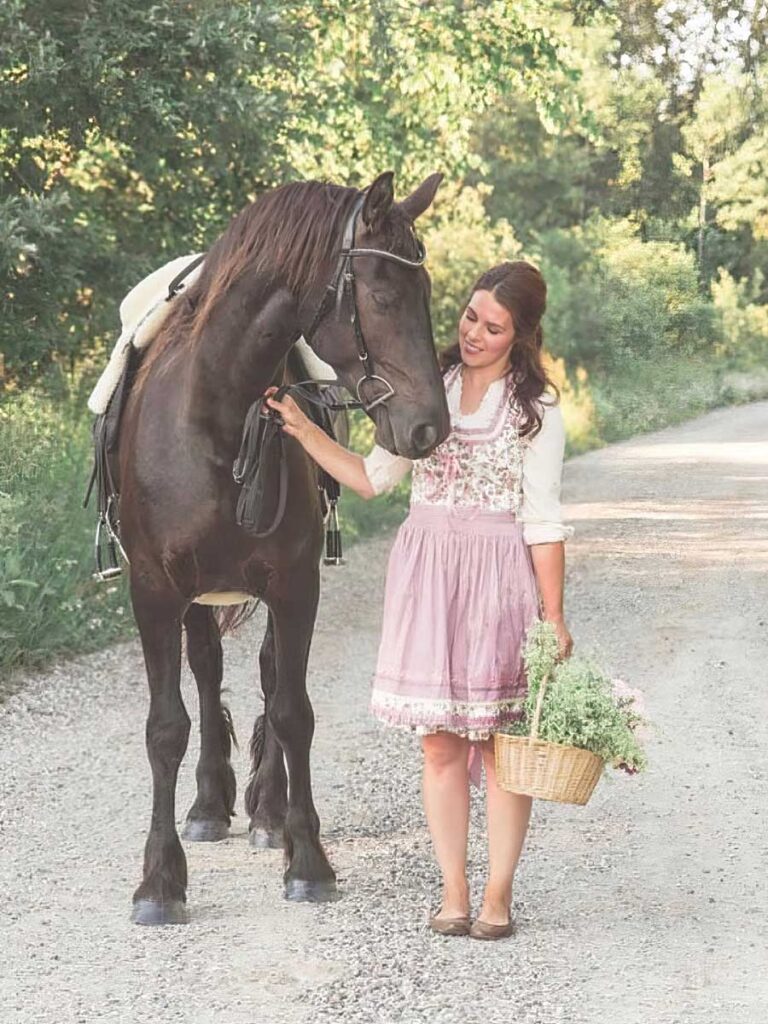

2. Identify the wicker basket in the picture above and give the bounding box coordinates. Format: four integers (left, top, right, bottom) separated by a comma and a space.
494, 670, 604, 805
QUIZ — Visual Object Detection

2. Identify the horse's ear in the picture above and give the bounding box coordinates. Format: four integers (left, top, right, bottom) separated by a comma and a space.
399, 172, 444, 222
362, 171, 395, 230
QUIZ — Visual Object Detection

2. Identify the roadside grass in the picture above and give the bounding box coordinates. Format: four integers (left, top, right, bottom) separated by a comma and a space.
2, 353, 767, 680
581, 355, 768, 450
0, 392, 132, 681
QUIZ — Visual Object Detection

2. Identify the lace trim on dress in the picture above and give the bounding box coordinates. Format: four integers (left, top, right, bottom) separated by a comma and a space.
370, 689, 525, 739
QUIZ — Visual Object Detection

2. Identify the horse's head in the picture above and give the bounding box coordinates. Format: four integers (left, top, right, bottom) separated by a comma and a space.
307, 172, 450, 459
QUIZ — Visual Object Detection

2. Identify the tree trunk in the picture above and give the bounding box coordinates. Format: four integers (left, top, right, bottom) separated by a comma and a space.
698, 152, 709, 275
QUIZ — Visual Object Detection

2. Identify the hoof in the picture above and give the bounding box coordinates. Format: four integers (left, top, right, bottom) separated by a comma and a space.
182, 818, 230, 842
249, 827, 284, 850
131, 899, 189, 926
284, 878, 340, 903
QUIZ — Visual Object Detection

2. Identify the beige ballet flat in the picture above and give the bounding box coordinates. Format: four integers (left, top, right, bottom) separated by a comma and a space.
428, 912, 472, 937
469, 917, 516, 940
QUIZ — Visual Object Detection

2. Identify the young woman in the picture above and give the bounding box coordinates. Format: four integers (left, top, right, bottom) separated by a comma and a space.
266, 260, 572, 940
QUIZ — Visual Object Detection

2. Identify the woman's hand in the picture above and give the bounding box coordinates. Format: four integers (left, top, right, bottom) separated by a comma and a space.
265, 387, 315, 445
544, 614, 573, 660
529, 543, 570, 660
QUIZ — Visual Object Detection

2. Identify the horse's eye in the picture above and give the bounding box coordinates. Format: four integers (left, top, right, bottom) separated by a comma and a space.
371, 290, 396, 310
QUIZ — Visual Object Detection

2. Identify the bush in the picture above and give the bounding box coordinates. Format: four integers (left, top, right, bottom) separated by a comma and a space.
711, 268, 768, 366
423, 181, 521, 347
537, 217, 718, 376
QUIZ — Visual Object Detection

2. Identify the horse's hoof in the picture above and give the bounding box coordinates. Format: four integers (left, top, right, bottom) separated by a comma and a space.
131, 899, 189, 926
182, 818, 229, 842
284, 878, 340, 903
249, 826, 284, 850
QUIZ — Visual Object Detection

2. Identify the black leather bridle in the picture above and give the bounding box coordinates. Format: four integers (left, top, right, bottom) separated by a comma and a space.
302, 193, 427, 411
232, 194, 429, 555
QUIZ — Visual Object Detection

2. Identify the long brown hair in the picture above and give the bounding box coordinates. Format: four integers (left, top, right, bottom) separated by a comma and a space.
439, 260, 557, 437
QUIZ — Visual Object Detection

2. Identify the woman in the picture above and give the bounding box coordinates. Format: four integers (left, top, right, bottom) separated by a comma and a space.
266, 260, 573, 940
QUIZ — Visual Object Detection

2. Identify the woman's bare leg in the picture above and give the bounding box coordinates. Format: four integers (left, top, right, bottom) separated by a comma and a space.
421, 732, 471, 918
477, 740, 532, 925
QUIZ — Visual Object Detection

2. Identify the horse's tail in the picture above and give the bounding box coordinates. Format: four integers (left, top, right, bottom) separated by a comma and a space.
249, 713, 266, 769
243, 712, 266, 818
221, 701, 239, 753
214, 599, 260, 637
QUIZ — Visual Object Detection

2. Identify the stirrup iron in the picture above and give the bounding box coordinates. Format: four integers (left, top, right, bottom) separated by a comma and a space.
92, 496, 128, 582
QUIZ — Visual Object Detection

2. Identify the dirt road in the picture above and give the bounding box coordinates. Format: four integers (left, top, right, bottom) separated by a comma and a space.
2, 401, 767, 1024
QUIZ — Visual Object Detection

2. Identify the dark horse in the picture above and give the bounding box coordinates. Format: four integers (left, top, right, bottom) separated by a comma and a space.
117, 172, 450, 924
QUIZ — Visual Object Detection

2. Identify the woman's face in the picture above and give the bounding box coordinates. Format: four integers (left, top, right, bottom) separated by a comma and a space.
458, 289, 515, 372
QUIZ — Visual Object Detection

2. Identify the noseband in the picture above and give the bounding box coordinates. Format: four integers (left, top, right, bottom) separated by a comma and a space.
303, 194, 427, 411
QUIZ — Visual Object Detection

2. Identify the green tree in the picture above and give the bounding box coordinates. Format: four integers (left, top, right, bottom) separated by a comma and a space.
0, 0, 306, 384
1, 0, 591, 389
283, 0, 583, 188
679, 74, 750, 272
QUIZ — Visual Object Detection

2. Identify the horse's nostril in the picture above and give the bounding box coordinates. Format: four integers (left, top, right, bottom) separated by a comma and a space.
410, 423, 438, 455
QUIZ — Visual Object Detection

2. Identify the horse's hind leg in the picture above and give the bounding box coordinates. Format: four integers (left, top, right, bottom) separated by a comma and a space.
130, 584, 190, 925
269, 570, 337, 902
181, 604, 236, 843
245, 612, 288, 849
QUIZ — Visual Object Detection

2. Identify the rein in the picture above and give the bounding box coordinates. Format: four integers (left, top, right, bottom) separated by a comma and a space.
232, 379, 351, 558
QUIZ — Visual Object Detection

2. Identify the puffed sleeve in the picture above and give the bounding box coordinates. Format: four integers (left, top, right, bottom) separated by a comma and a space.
362, 444, 413, 496
520, 401, 573, 545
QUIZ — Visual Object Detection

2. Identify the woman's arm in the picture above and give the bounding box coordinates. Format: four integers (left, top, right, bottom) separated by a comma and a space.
529, 542, 571, 657
264, 389, 411, 499
520, 401, 573, 658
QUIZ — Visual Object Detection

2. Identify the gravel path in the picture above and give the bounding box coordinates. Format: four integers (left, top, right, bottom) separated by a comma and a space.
2, 402, 767, 1024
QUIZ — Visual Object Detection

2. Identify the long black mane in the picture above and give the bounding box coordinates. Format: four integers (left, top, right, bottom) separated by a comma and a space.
136, 181, 360, 384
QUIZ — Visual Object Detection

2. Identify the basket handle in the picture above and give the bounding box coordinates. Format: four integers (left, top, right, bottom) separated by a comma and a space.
528, 670, 551, 745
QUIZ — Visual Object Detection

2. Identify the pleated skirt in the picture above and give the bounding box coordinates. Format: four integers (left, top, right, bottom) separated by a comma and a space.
370, 503, 540, 739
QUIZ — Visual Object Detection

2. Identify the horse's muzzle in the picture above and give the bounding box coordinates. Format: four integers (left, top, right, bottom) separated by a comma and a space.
408, 422, 440, 457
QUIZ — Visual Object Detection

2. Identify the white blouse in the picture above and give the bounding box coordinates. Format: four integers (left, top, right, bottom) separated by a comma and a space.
362, 366, 573, 545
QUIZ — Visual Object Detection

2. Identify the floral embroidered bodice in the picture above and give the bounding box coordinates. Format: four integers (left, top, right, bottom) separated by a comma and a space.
410, 364, 526, 514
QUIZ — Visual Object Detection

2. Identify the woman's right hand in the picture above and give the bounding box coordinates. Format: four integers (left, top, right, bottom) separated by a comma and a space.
265, 387, 314, 445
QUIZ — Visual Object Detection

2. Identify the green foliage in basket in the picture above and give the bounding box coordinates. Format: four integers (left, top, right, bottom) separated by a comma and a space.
503, 622, 648, 774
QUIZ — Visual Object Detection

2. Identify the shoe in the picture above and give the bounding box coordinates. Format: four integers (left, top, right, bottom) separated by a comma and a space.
469, 917, 515, 940
428, 912, 471, 937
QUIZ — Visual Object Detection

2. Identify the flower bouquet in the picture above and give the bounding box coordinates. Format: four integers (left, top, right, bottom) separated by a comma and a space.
494, 622, 648, 805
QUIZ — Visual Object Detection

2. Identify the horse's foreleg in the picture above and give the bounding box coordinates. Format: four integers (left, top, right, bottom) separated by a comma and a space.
245, 612, 288, 849
269, 572, 337, 902
181, 604, 236, 843
131, 585, 190, 925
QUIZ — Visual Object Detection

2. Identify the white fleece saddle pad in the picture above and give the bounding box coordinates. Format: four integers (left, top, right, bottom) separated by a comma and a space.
87, 253, 335, 415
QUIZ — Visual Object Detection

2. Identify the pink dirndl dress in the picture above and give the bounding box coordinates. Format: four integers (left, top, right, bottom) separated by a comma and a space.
369, 365, 542, 774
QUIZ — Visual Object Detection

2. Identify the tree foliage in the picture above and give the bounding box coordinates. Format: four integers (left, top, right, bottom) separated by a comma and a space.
0, 0, 580, 385
1, 0, 767, 389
